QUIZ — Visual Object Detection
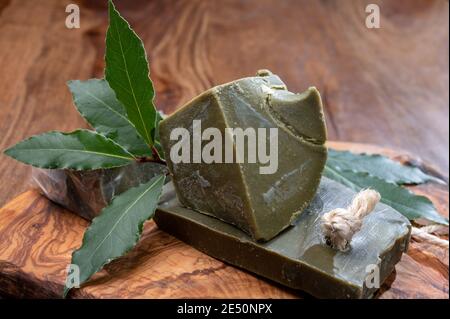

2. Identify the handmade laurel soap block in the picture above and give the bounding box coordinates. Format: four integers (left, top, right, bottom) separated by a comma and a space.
32, 162, 167, 220
159, 70, 327, 241
155, 178, 411, 299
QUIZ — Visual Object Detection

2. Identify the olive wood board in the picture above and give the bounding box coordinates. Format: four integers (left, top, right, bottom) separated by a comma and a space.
0, 142, 448, 299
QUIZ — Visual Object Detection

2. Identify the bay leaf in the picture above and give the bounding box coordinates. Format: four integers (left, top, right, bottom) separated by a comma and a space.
327, 149, 443, 185
105, 0, 157, 147
4, 129, 135, 170
64, 174, 165, 297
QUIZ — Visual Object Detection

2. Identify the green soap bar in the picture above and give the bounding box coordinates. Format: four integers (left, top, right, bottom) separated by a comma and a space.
159, 70, 327, 241
32, 162, 167, 220
155, 178, 411, 299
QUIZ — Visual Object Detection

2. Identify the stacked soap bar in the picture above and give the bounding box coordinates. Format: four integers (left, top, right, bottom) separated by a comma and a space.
32, 162, 167, 220
159, 70, 327, 241
155, 178, 411, 299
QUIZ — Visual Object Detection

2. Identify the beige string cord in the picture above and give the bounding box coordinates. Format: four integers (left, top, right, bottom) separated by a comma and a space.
419, 224, 449, 236
321, 189, 381, 251
411, 226, 449, 249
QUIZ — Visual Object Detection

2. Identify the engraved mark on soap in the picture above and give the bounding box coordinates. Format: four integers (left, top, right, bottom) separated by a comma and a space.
365, 4, 380, 29
65, 264, 80, 290
365, 264, 380, 288
65, 4, 80, 29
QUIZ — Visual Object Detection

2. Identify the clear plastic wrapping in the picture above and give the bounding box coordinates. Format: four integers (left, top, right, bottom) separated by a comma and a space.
32, 162, 168, 221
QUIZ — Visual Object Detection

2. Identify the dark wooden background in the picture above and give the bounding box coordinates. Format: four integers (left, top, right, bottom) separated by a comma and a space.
0, 0, 448, 207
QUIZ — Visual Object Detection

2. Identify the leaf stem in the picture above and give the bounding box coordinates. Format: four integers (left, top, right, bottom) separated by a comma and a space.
152, 145, 166, 164
137, 146, 166, 165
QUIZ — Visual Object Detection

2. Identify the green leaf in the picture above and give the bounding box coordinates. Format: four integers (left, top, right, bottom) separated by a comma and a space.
4, 130, 134, 170
68, 79, 151, 157
327, 149, 443, 185
63, 174, 165, 297
324, 166, 449, 225
105, 0, 157, 147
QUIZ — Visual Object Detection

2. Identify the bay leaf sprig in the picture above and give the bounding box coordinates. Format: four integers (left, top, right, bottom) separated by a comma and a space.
4, 0, 166, 297
5, 1, 163, 169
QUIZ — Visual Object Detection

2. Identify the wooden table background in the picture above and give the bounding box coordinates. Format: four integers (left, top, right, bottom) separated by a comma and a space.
0, 0, 448, 209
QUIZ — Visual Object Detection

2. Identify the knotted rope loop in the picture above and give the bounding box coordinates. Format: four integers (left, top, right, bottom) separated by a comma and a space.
321, 189, 381, 251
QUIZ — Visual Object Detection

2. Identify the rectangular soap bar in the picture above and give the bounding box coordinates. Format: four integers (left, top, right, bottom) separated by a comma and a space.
159, 70, 327, 241
155, 178, 411, 299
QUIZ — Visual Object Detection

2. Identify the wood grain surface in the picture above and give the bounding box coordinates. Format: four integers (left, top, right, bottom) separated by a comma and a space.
0, 0, 448, 209
0, 142, 448, 299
